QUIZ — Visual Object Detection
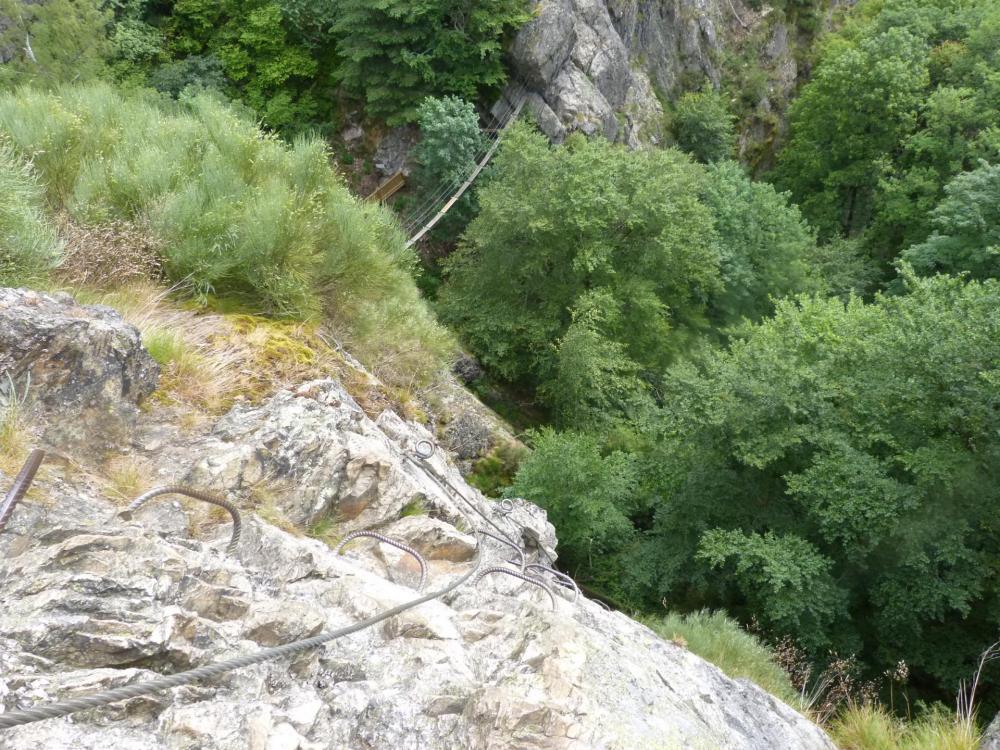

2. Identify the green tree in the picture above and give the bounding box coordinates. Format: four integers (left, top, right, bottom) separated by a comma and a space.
701, 160, 819, 323
438, 124, 722, 426
0, 0, 111, 87
507, 429, 640, 577
672, 86, 735, 163
411, 95, 484, 242
631, 273, 1000, 697
775, 26, 929, 241
329, 0, 530, 123
162, 0, 323, 131
775, 0, 1000, 272
414, 95, 483, 186
903, 161, 1000, 279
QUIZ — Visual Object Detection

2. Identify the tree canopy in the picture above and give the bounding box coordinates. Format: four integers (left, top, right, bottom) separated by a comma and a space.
775, 0, 1000, 273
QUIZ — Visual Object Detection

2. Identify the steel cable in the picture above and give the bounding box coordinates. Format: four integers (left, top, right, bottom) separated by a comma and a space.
399, 83, 524, 231
336, 529, 428, 591
0, 447, 498, 730
525, 563, 580, 603
0, 440, 569, 730
474, 565, 557, 611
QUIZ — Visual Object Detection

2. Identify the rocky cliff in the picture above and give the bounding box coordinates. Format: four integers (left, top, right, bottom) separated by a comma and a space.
500, 0, 806, 155
0, 288, 835, 749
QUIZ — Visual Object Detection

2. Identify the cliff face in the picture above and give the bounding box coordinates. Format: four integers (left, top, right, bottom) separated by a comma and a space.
502, 0, 802, 155
0, 289, 835, 749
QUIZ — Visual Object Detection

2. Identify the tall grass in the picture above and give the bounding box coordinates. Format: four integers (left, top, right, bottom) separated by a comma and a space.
644, 610, 802, 707
0, 142, 62, 287
0, 83, 452, 385
829, 703, 979, 750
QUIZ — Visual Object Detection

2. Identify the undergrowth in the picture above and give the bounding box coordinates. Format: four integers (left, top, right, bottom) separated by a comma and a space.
829, 703, 979, 750
0, 83, 453, 387
0, 141, 61, 287
644, 610, 802, 708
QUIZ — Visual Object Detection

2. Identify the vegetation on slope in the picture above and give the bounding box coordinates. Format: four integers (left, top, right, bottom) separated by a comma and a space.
0, 83, 451, 384
774, 0, 1000, 276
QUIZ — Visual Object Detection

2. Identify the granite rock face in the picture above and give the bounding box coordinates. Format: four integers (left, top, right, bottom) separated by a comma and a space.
0, 377, 835, 749
505, 0, 731, 146
0, 287, 158, 453
504, 0, 803, 155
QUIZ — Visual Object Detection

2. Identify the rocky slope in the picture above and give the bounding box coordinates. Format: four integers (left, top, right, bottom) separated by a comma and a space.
0, 288, 835, 749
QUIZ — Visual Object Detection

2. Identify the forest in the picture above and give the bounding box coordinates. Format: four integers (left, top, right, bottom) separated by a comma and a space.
0, 0, 998, 746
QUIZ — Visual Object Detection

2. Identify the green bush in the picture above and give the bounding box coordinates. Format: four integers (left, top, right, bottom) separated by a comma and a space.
0, 83, 452, 384
0, 143, 61, 287
644, 610, 800, 706
672, 86, 736, 163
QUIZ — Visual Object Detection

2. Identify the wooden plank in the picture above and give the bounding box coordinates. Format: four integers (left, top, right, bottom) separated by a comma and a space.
366, 171, 406, 203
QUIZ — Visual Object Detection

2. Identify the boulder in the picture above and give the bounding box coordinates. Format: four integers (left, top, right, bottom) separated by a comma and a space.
373, 126, 419, 177
0, 287, 158, 453
443, 411, 493, 461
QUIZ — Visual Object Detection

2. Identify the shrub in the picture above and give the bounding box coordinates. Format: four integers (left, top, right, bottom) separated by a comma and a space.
0, 143, 62, 287
0, 83, 452, 385
672, 86, 735, 163
829, 703, 979, 750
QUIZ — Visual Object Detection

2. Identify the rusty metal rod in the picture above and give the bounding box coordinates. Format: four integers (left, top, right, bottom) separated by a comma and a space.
0, 449, 45, 534
120, 486, 242, 555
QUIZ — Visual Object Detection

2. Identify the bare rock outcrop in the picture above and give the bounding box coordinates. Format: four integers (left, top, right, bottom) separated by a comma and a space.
504, 0, 804, 155
0, 293, 835, 749
0, 287, 158, 453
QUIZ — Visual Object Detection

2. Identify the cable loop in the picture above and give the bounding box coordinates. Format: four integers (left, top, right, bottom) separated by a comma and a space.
525, 563, 580, 603
336, 530, 428, 591
119, 486, 242, 555
474, 565, 557, 611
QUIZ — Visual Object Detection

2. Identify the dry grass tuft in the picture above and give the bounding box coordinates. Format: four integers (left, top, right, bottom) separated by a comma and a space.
100, 454, 150, 505
54, 214, 163, 287
829, 703, 979, 750
0, 401, 28, 475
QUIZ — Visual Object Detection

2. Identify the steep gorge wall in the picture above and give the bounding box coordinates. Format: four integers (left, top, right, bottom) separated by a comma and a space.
502, 0, 807, 158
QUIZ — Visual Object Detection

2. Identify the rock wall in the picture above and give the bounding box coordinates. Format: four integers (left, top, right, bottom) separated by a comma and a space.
0, 291, 835, 749
502, 0, 803, 153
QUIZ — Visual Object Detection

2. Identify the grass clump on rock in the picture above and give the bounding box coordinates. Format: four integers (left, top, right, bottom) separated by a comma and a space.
0, 83, 452, 386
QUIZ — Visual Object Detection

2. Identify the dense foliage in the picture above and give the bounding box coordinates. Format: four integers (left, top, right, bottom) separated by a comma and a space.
0, 0, 527, 131
439, 124, 821, 428
775, 0, 1000, 273
0, 0, 110, 87
329, 0, 529, 123
0, 84, 451, 382
512, 274, 1000, 701
672, 86, 736, 163
0, 143, 61, 287
411, 95, 484, 242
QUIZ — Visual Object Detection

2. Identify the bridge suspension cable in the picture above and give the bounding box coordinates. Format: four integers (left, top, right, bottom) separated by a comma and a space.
402, 85, 527, 247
